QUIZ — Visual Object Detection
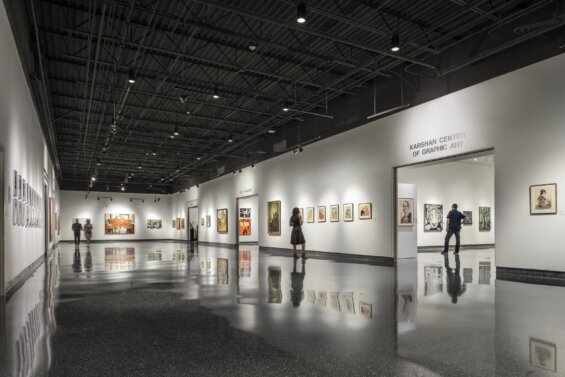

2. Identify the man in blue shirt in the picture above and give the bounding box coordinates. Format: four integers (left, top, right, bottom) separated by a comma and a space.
442, 203, 466, 254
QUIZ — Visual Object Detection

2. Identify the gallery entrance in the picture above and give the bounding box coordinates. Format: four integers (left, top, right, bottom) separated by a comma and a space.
236, 195, 258, 245
395, 149, 495, 259
187, 206, 198, 242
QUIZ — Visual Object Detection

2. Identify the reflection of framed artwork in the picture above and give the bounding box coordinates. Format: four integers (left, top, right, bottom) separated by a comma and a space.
479, 206, 491, 231
105, 214, 135, 234
343, 292, 355, 314
330, 205, 339, 222
397, 290, 414, 323
398, 198, 414, 226
316, 291, 327, 307
206, 215, 211, 227
306, 290, 315, 304
306, 207, 314, 223
217, 208, 228, 233
217, 258, 229, 285
13, 170, 17, 198
530, 183, 557, 215
298, 208, 303, 219
330, 292, 340, 311
267, 201, 281, 235
424, 204, 443, 232
358, 203, 372, 219
360, 302, 372, 319
239, 218, 251, 235
18, 174, 22, 200
343, 203, 353, 222
317, 206, 326, 222
530, 337, 556, 372
268, 266, 282, 304
13, 201, 17, 225
239, 208, 251, 218
463, 211, 472, 225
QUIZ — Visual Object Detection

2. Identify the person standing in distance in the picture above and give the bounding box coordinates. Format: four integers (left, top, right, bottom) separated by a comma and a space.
83, 219, 93, 247
442, 203, 466, 254
72, 219, 83, 247
289, 207, 307, 259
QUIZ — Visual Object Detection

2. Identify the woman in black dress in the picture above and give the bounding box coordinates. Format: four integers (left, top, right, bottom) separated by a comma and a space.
289, 207, 306, 259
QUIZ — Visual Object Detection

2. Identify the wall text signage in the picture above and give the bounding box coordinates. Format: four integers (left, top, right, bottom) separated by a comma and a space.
239, 188, 253, 195
410, 132, 466, 158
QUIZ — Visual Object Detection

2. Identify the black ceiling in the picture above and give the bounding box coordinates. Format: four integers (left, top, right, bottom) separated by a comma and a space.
8, 0, 565, 193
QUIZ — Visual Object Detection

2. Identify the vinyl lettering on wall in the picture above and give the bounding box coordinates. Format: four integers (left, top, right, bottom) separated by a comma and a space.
410, 132, 466, 158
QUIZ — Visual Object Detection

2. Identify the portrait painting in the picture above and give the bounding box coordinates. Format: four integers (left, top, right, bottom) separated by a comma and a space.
217, 208, 228, 233
239, 207, 251, 218
105, 214, 135, 234
146, 219, 162, 229
206, 215, 211, 227
317, 206, 326, 222
343, 203, 354, 222
358, 203, 372, 220
306, 207, 314, 223
267, 200, 281, 235
268, 266, 282, 304
424, 204, 443, 232
530, 183, 557, 215
463, 211, 473, 225
330, 205, 339, 222
479, 206, 491, 231
239, 218, 251, 236
530, 337, 556, 372
398, 198, 414, 226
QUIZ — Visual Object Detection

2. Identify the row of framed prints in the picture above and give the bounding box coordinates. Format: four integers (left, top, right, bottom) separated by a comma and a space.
12, 170, 43, 228
172, 218, 185, 230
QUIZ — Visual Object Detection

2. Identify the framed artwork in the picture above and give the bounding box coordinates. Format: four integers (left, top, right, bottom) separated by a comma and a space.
343, 292, 355, 314
206, 215, 211, 227
397, 198, 414, 226
343, 203, 354, 222
358, 203, 372, 219
424, 204, 443, 232
13, 170, 17, 198
530, 337, 556, 372
316, 291, 327, 307
200, 217, 204, 226
306, 207, 314, 223
530, 183, 557, 215
171, 219, 176, 228
217, 208, 228, 233
147, 219, 162, 229
330, 205, 339, 222
105, 214, 135, 234
317, 206, 326, 222
239, 218, 251, 235
239, 208, 251, 218
479, 207, 491, 231
267, 200, 281, 235
463, 211, 473, 225
22, 180, 27, 204
359, 302, 372, 319
267, 266, 282, 304
298, 208, 303, 218
181, 218, 185, 229
330, 292, 341, 311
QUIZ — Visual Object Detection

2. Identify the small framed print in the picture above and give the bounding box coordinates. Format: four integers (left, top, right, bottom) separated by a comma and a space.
306, 207, 314, 223
359, 302, 372, 319
529, 337, 556, 372
343, 203, 354, 222
13, 170, 17, 198
330, 205, 339, 222
358, 202, 372, 220
317, 206, 326, 222
530, 183, 557, 215
397, 198, 414, 226
200, 217, 205, 226
463, 211, 473, 225
13, 201, 17, 225
206, 215, 211, 227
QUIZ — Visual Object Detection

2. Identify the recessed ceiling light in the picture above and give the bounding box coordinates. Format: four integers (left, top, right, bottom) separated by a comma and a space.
296, 2, 306, 23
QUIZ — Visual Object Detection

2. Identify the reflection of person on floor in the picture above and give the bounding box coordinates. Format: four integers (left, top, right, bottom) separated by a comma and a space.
290, 257, 306, 307
72, 250, 82, 275
442, 203, 466, 254
444, 254, 466, 303
85, 250, 93, 277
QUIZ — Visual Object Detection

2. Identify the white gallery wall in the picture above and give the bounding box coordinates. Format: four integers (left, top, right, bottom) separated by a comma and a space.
60, 191, 174, 241
398, 159, 495, 247
1, 1, 60, 290
197, 52, 565, 272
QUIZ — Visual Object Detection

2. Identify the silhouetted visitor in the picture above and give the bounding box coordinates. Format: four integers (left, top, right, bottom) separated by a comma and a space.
289, 207, 306, 259
444, 254, 466, 303
290, 256, 306, 307
442, 203, 466, 254
72, 219, 82, 246
83, 219, 93, 246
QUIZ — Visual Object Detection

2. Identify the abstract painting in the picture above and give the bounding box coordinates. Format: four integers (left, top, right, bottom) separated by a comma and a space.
530, 183, 557, 215
239, 218, 251, 235
398, 198, 414, 226
267, 200, 281, 235
317, 206, 326, 222
330, 205, 339, 222
358, 203, 372, 220
306, 207, 314, 223
463, 211, 472, 225
343, 203, 353, 222
479, 206, 491, 231
217, 208, 228, 233
105, 214, 135, 234
424, 204, 443, 232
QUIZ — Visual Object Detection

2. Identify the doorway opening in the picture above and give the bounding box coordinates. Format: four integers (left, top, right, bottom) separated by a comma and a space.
187, 206, 199, 243
0, 146, 4, 296
236, 195, 258, 245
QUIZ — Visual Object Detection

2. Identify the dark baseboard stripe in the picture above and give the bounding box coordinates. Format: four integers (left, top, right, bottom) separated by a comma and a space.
6, 249, 53, 301
258, 246, 394, 267
198, 241, 237, 248
497, 267, 565, 286
60, 239, 190, 243
418, 244, 495, 253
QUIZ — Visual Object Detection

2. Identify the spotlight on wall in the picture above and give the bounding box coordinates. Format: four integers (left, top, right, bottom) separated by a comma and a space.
128, 68, 136, 84
296, 2, 306, 23
391, 33, 400, 52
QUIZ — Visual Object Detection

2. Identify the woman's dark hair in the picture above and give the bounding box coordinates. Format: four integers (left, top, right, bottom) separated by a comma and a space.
292, 207, 299, 216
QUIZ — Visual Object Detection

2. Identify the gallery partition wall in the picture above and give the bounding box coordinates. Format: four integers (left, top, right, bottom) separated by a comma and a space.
188, 206, 198, 242
395, 150, 495, 259
0, 145, 4, 296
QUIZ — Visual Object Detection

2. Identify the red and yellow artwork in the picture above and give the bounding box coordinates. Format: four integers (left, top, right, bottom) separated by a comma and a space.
105, 214, 135, 234
239, 218, 251, 236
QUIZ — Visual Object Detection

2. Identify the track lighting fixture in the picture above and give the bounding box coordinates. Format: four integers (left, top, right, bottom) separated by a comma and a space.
130, 198, 133, 202
128, 68, 136, 84
91, 176, 96, 181
391, 33, 400, 52
176, 166, 180, 172
160, 177, 164, 181
299, 146, 304, 153
197, 156, 201, 161
96, 159, 102, 166
169, 134, 175, 139
97, 197, 100, 201
251, 164, 256, 169
152, 149, 157, 156
138, 165, 142, 169
106, 185, 110, 191
179, 95, 187, 103
228, 133, 233, 143
248, 42, 257, 52
282, 100, 290, 112
186, 110, 191, 115
267, 129, 276, 134
84, 195, 88, 199
212, 84, 220, 99
296, 2, 306, 23
196, 183, 199, 188
121, 186, 125, 191
142, 199, 144, 203
174, 126, 180, 136
232, 171, 236, 175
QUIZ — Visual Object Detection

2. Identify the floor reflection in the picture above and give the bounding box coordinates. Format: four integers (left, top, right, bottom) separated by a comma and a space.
2, 244, 565, 376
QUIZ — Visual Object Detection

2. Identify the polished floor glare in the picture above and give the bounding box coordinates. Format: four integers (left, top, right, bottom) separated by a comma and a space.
1, 244, 564, 377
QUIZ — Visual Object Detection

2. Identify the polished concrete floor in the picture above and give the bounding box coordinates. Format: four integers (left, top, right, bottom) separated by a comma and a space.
1, 242, 563, 376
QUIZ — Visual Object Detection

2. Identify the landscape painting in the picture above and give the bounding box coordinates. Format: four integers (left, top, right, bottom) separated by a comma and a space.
105, 214, 135, 234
